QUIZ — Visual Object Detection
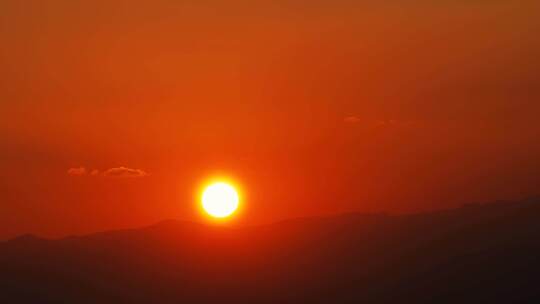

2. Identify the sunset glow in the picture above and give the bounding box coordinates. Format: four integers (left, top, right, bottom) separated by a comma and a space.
1, 0, 540, 242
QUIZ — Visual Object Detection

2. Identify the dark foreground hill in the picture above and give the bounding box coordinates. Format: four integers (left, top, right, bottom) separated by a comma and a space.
2, 198, 540, 303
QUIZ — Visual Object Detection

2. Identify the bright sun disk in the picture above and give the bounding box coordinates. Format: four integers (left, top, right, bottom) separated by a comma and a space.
201, 182, 239, 218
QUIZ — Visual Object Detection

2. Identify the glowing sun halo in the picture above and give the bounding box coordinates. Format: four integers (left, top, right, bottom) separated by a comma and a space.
201, 182, 239, 218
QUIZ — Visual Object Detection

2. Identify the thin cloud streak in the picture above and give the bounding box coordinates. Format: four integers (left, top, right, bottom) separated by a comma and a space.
102, 167, 148, 178
67, 167, 87, 176
67, 166, 147, 178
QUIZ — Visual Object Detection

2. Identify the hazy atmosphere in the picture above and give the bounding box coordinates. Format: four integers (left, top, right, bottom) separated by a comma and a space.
1, 0, 540, 239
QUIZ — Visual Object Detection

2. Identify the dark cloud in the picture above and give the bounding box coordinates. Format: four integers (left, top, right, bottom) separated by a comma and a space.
102, 167, 148, 178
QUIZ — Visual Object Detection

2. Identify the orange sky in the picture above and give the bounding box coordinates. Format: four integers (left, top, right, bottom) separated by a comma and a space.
1, 0, 540, 239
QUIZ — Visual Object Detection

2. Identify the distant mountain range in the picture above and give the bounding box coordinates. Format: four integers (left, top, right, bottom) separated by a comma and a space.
2, 198, 540, 303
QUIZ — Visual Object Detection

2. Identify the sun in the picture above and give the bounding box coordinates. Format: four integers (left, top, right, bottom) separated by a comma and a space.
201, 182, 240, 218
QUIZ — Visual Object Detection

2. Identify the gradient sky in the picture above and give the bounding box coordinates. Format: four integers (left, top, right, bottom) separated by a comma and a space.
1, 0, 540, 239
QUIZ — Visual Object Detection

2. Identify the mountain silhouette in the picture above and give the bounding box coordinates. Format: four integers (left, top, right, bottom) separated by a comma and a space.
2, 198, 540, 303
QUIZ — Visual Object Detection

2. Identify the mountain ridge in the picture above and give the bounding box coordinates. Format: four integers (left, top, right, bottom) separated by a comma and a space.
1, 197, 540, 303
7, 196, 537, 243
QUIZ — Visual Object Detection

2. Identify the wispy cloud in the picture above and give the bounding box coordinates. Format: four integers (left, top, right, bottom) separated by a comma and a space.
344, 116, 361, 124
102, 167, 148, 178
67, 166, 147, 178
67, 167, 87, 176
344, 116, 417, 128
